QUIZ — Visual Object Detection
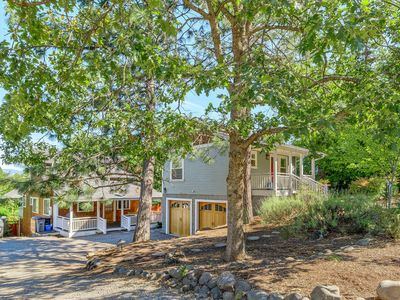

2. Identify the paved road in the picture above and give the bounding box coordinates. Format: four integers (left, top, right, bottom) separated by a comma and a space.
0, 230, 185, 300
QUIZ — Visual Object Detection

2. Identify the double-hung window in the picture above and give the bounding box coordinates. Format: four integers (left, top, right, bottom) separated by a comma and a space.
43, 198, 51, 215
31, 197, 39, 213
171, 159, 184, 181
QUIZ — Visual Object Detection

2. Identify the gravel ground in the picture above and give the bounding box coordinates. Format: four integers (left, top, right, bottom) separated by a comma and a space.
0, 230, 185, 300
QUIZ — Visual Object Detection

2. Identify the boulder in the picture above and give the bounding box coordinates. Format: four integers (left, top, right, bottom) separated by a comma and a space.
168, 268, 183, 280
134, 269, 143, 276
217, 271, 236, 292
247, 289, 269, 300
357, 238, 372, 246
222, 291, 235, 300
376, 280, 400, 300
342, 246, 354, 253
310, 285, 341, 300
285, 257, 296, 262
215, 242, 227, 248
235, 280, 251, 293
191, 248, 202, 253
199, 272, 213, 285
182, 284, 192, 292
211, 287, 222, 300
247, 236, 260, 241
207, 278, 218, 289
269, 292, 284, 300
262, 235, 272, 238
199, 285, 210, 296
284, 293, 303, 300
151, 251, 166, 257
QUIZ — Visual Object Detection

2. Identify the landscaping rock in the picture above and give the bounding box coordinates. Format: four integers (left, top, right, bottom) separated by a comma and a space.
222, 291, 235, 300
342, 246, 354, 253
190, 248, 202, 253
262, 235, 272, 238
284, 293, 303, 300
182, 277, 192, 286
310, 285, 341, 300
151, 251, 166, 257
324, 249, 333, 255
199, 285, 210, 296
217, 271, 236, 292
235, 280, 251, 293
134, 269, 143, 276
357, 238, 372, 246
199, 272, 213, 285
247, 236, 260, 241
272, 231, 280, 234
247, 289, 269, 300
169, 268, 183, 280
207, 278, 218, 289
215, 242, 227, 248
269, 292, 284, 300
182, 284, 192, 292
116, 266, 128, 274
376, 280, 400, 300
211, 287, 222, 299
285, 257, 296, 262
126, 270, 135, 276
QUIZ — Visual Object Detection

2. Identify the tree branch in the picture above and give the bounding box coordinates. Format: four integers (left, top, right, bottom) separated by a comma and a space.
183, 0, 210, 19
250, 24, 302, 35
308, 75, 359, 89
245, 126, 289, 147
9, 0, 52, 7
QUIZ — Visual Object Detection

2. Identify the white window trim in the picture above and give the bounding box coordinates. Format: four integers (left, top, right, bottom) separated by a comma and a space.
194, 199, 228, 232
170, 159, 185, 182
117, 200, 131, 210
43, 198, 51, 216
165, 198, 192, 235
31, 197, 39, 213
77, 202, 94, 212
251, 150, 258, 169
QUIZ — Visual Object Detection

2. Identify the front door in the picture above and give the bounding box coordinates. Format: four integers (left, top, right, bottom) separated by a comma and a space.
169, 200, 190, 236
199, 202, 227, 230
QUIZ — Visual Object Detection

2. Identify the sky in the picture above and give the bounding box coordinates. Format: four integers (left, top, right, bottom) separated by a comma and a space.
0, 2, 221, 172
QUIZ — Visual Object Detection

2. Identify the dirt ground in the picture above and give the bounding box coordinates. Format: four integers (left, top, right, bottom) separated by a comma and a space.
94, 221, 400, 299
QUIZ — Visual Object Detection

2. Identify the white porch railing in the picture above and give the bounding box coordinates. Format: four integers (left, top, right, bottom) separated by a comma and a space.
55, 216, 70, 231
71, 217, 97, 232
301, 176, 328, 194
251, 174, 273, 189
97, 217, 107, 234
121, 214, 132, 231
150, 212, 161, 223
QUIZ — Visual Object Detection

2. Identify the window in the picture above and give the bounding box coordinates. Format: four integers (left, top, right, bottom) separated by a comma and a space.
43, 198, 51, 215
201, 203, 212, 211
215, 204, 226, 212
251, 151, 257, 169
280, 157, 288, 173
117, 200, 130, 210
171, 159, 184, 181
31, 197, 39, 213
77, 202, 94, 212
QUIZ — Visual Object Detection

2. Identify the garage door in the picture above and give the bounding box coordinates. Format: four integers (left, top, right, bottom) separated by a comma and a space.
169, 200, 190, 236
199, 202, 227, 230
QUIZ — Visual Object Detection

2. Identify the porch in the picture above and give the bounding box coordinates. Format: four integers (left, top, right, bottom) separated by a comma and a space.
53, 199, 161, 238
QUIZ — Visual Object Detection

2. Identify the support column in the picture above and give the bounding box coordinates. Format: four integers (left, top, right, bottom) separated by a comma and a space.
113, 200, 116, 222
96, 201, 100, 219
311, 158, 316, 179
300, 155, 304, 178
69, 204, 73, 237
289, 155, 293, 195
121, 200, 124, 227
53, 202, 59, 228
273, 155, 278, 196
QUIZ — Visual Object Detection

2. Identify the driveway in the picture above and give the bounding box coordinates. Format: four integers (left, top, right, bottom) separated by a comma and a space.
0, 230, 187, 300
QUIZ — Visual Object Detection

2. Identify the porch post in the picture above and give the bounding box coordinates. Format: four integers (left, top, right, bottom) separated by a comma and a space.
299, 155, 304, 178
311, 158, 316, 179
96, 201, 100, 220
113, 200, 116, 222
273, 155, 278, 196
53, 202, 58, 228
121, 200, 124, 227
69, 204, 73, 237
289, 155, 293, 195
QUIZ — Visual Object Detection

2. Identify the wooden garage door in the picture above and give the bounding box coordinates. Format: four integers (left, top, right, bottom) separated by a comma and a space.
169, 200, 190, 236
199, 202, 227, 230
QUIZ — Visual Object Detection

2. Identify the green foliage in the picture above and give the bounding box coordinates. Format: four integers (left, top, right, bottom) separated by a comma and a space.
349, 178, 387, 195
259, 192, 400, 239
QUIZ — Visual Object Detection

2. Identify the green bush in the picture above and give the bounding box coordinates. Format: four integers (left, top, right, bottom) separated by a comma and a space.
259, 191, 400, 239
348, 177, 397, 196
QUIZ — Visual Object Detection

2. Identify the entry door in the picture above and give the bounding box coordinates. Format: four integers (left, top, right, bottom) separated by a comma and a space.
104, 202, 114, 224
199, 202, 227, 230
169, 201, 190, 236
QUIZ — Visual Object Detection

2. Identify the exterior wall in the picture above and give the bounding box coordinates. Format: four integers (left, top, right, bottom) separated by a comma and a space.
163, 146, 229, 197
251, 150, 271, 176
21, 193, 54, 236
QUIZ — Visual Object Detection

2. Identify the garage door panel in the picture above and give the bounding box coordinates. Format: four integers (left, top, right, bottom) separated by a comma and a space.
198, 201, 227, 231
169, 200, 190, 237
214, 203, 227, 227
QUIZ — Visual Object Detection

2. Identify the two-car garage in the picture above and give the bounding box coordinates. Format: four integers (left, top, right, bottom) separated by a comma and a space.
167, 198, 227, 237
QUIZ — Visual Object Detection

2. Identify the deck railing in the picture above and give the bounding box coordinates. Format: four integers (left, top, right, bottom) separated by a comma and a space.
150, 212, 161, 223
71, 217, 97, 232
97, 217, 107, 234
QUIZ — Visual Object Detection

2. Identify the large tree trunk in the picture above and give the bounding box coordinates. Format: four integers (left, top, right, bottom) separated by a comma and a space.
243, 146, 254, 224
134, 156, 155, 242
226, 133, 247, 261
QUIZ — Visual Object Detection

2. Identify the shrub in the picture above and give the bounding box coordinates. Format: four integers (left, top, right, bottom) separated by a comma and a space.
348, 177, 387, 195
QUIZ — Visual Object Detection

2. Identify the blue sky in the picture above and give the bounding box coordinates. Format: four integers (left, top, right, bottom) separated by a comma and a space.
0, 2, 221, 171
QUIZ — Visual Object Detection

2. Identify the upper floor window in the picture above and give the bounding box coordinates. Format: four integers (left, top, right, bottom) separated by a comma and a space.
31, 197, 39, 213
171, 159, 184, 181
251, 151, 257, 169
43, 198, 51, 215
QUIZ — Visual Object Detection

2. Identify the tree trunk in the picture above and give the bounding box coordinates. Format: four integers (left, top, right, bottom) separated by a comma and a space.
134, 156, 155, 242
133, 77, 156, 242
226, 134, 247, 261
243, 146, 254, 224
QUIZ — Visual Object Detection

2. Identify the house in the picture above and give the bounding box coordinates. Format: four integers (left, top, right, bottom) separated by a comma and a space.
3, 183, 162, 237
161, 143, 327, 237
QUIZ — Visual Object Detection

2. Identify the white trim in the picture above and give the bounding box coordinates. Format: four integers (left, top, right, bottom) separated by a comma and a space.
30, 197, 39, 213
170, 159, 184, 182
165, 197, 192, 235
43, 198, 51, 216
251, 150, 258, 169
194, 199, 227, 232
117, 200, 131, 210
77, 202, 94, 212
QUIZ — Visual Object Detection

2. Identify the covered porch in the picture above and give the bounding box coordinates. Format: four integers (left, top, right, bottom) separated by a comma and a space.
53, 199, 161, 238
250, 145, 327, 196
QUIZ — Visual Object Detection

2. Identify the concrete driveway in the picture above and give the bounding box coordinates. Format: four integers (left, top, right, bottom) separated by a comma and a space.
0, 230, 185, 300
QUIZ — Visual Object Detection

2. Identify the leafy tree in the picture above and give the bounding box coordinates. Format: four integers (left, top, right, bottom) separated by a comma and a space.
177, 0, 390, 260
